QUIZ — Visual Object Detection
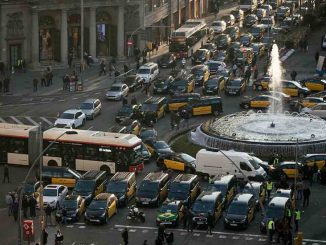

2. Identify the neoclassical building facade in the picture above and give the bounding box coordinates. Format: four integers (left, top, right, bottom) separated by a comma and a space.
0, 0, 211, 68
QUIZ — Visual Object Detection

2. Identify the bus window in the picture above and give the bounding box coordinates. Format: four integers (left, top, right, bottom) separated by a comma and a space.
8, 138, 27, 154
44, 142, 61, 157
99, 147, 114, 162
84, 145, 98, 161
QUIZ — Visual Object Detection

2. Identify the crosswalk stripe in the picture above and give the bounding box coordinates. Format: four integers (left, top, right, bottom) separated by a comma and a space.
0, 117, 6, 123
26, 117, 39, 126
10, 116, 23, 124
40, 117, 53, 126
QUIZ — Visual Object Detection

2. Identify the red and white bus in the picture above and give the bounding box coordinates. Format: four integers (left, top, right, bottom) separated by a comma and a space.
169, 19, 208, 58
0, 123, 144, 173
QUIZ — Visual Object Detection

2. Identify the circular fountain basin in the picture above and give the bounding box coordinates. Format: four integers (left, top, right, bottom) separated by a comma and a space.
191, 111, 326, 157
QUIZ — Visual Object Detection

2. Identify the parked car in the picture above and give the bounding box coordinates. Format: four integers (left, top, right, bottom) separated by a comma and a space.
54, 109, 86, 128
105, 83, 129, 100
38, 184, 68, 209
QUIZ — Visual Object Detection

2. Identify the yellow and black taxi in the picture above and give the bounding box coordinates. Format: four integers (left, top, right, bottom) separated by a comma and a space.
106, 172, 137, 206
156, 200, 184, 227
269, 161, 303, 180
178, 96, 223, 117
260, 197, 291, 232
153, 76, 174, 94
207, 175, 237, 207
42, 166, 82, 188
202, 75, 226, 95
252, 42, 266, 57
118, 118, 142, 136
311, 90, 326, 100
224, 193, 256, 229
145, 140, 174, 159
167, 93, 201, 112
72, 171, 108, 206
167, 174, 201, 207
157, 152, 196, 173
298, 96, 324, 108
299, 154, 326, 170
115, 104, 136, 123
136, 172, 170, 207
240, 95, 281, 110
225, 78, 246, 96
55, 195, 86, 222
239, 33, 254, 47
205, 60, 227, 75
191, 65, 210, 86
214, 34, 231, 50
141, 96, 168, 123
280, 80, 310, 97
192, 191, 224, 228
84, 193, 117, 224
169, 74, 195, 95
191, 48, 211, 65
242, 181, 266, 210
252, 76, 271, 91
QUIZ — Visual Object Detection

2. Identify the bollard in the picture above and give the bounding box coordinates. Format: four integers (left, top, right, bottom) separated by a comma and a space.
296, 232, 303, 245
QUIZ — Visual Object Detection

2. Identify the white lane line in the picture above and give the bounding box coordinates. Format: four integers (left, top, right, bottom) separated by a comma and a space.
206, 234, 213, 238
305, 239, 326, 244
219, 235, 227, 239
129, 229, 136, 233
193, 233, 200, 237
0, 117, 6, 123
142, 230, 149, 233
26, 117, 39, 126
245, 237, 253, 241
40, 117, 53, 126
75, 222, 85, 225
10, 116, 23, 124
232, 236, 240, 239
58, 99, 65, 102
72, 97, 79, 100
258, 238, 267, 242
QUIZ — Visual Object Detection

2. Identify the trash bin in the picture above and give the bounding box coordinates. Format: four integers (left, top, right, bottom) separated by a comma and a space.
77, 81, 83, 91
69, 80, 76, 92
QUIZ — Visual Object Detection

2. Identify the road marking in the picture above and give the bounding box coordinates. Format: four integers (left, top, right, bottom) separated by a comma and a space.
58, 99, 65, 102
129, 229, 136, 233
304, 239, 326, 244
232, 236, 239, 239
193, 233, 200, 237
245, 237, 253, 241
258, 238, 267, 242
26, 117, 39, 126
10, 116, 23, 124
206, 234, 213, 238
0, 117, 6, 123
72, 97, 79, 100
78, 226, 86, 229
219, 235, 227, 238
180, 232, 187, 236
95, 92, 101, 95
66, 225, 74, 228
142, 230, 149, 233
40, 117, 53, 126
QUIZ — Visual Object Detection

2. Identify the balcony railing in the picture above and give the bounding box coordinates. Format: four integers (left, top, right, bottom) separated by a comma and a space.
144, 3, 169, 27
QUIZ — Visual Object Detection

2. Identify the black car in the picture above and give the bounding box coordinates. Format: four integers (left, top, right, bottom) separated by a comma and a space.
224, 26, 240, 41
169, 75, 195, 95
153, 76, 174, 94
191, 49, 210, 65
276, 6, 290, 21
55, 195, 85, 222
158, 53, 176, 68
202, 75, 226, 95
225, 78, 246, 96
213, 50, 229, 63
115, 104, 135, 123
146, 140, 174, 159
123, 75, 144, 92
139, 127, 158, 142
244, 14, 258, 27
214, 34, 231, 50
191, 65, 209, 86
239, 33, 254, 47
249, 25, 265, 41
201, 43, 218, 56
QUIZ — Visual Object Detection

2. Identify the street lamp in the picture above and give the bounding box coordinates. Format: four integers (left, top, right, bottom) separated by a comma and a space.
17, 129, 77, 245
80, 0, 84, 88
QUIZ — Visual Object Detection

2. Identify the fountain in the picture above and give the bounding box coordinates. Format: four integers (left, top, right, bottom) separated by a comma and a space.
190, 44, 326, 158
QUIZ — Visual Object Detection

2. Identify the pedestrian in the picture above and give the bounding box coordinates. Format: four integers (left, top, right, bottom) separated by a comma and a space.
187, 209, 194, 232
175, 112, 181, 130
294, 208, 301, 232
267, 218, 275, 242
276, 219, 285, 243
308, 167, 314, 186
142, 83, 150, 96
33, 78, 38, 92
286, 229, 293, 245
155, 238, 163, 245
12, 199, 19, 222
99, 60, 106, 76
207, 212, 214, 235
157, 224, 165, 243
46, 67, 53, 86
68, 52, 73, 68
62, 206, 67, 224
315, 51, 320, 64
171, 58, 177, 71
182, 205, 188, 229
143, 240, 148, 245
108, 60, 114, 77
22, 195, 29, 218
45, 204, 53, 226
124, 64, 129, 73
5, 192, 13, 216
303, 185, 311, 207
299, 39, 304, 51
285, 207, 292, 224
170, 111, 176, 130
166, 231, 174, 245
54, 229, 64, 245
182, 57, 186, 68
312, 163, 318, 183
290, 70, 297, 81
3, 163, 9, 183
122, 97, 128, 106
232, 63, 237, 77
244, 66, 252, 84
42, 228, 48, 245
303, 39, 308, 52
122, 228, 128, 245
29, 194, 37, 218
131, 96, 137, 105
296, 177, 303, 200
302, 164, 309, 180
266, 179, 273, 200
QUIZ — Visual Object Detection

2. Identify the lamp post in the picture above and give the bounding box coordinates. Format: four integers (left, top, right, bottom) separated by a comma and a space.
80, 0, 84, 88
17, 129, 77, 245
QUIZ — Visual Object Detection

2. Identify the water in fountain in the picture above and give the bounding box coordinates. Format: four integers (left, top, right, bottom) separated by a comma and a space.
268, 44, 283, 114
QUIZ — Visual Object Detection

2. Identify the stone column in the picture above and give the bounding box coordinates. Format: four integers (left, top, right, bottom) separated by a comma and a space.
178, 0, 182, 26
199, 0, 203, 18
185, 0, 190, 20
117, 5, 125, 58
60, 9, 68, 65
31, 11, 39, 65
89, 7, 96, 58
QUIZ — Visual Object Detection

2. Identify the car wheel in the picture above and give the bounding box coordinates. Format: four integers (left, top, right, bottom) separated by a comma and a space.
213, 110, 219, 116
257, 85, 263, 91
91, 114, 95, 120
71, 124, 76, 129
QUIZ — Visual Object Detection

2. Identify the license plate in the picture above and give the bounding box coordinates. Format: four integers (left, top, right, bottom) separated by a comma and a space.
162, 222, 172, 225
142, 201, 149, 204
197, 221, 204, 224
230, 223, 237, 226
157, 89, 162, 92
229, 92, 236, 94
90, 219, 99, 222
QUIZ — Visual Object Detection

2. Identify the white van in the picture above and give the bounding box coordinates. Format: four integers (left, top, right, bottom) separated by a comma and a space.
137, 62, 159, 84
195, 149, 266, 181
211, 21, 226, 34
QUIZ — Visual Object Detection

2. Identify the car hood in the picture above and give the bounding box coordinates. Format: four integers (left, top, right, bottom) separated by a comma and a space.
54, 118, 74, 125
225, 214, 247, 221
226, 85, 240, 89
106, 91, 122, 96
81, 109, 93, 115
43, 196, 58, 204
157, 212, 178, 221
86, 208, 106, 217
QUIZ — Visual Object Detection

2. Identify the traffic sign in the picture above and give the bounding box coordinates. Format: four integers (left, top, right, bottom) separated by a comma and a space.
127, 40, 133, 46
23, 220, 34, 242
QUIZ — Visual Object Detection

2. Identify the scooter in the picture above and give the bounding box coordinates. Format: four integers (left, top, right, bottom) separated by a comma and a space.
126, 205, 145, 223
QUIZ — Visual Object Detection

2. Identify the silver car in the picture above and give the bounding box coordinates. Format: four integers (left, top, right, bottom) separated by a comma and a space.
80, 98, 102, 120
106, 83, 129, 100
301, 103, 326, 119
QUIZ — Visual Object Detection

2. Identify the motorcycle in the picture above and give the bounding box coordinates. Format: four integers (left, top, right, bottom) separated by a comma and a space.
126, 205, 146, 223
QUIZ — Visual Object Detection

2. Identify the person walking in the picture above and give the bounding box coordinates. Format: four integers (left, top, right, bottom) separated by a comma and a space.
5, 192, 13, 216
308, 167, 314, 186
266, 179, 273, 200
296, 177, 303, 200
99, 60, 106, 76
29, 194, 37, 218
33, 78, 38, 92
175, 112, 181, 130
45, 204, 53, 226
12, 199, 19, 221
108, 60, 114, 77
3, 163, 9, 183
55, 229, 64, 245
285, 207, 292, 224
267, 218, 275, 242
3, 76, 9, 93
294, 209, 301, 232
122, 228, 129, 245
315, 51, 320, 64
276, 219, 285, 244
290, 70, 297, 81
183, 205, 188, 229
312, 163, 318, 183
166, 231, 174, 245
157, 224, 166, 243
207, 212, 214, 235
232, 63, 237, 77
303, 185, 311, 207
22, 195, 29, 218
187, 209, 194, 232
42, 228, 48, 245
62, 206, 67, 224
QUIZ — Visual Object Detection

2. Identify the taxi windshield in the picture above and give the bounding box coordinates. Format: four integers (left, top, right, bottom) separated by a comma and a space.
207, 184, 227, 196
74, 180, 95, 193
106, 181, 127, 193
192, 201, 214, 213
43, 189, 58, 197
266, 206, 284, 219
192, 68, 204, 76
62, 200, 78, 209
88, 200, 106, 210
249, 157, 261, 170
160, 204, 178, 213
80, 103, 93, 110
228, 203, 247, 215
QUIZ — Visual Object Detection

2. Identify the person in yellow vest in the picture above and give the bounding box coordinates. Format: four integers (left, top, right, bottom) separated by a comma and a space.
273, 154, 280, 167
294, 208, 301, 232
208, 175, 214, 184
266, 180, 273, 200
286, 207, 292, 225
267, 218, 275, 242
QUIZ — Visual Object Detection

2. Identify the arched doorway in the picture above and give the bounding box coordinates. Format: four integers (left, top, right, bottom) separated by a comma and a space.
39, 16, 60, 61
96, 11, 116, 57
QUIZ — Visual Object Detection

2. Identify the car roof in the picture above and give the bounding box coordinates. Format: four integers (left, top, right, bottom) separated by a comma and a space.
111, 172, 134, 181
63, 109, 81, 114
212, 174, 235, 184
232, 193, 253, 204
44, 184, 64, 190
143, 172, 168, 182
245, 181, 263, 189
111, 83, 126, 87
268, 196, 289, 206
94, 193, 114, 200
174, 174, 197, 183
139, 62, 157, 68
197, 191, 222, 202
